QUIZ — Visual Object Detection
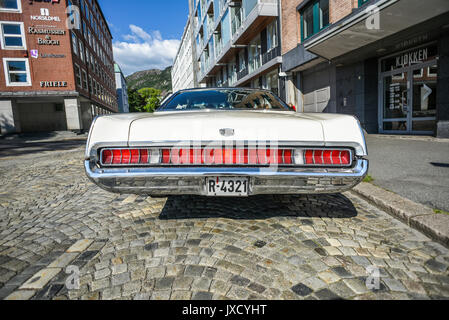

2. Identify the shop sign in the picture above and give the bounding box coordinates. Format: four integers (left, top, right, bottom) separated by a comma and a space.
381, 44, 438, 73
40, 81, 67, 87
37, 35, 60, 45
41, 53, 65, 58
29, 0, 60, 4
31, 8, 61, 21
30, 49, 39, 59
28, 27, 66, 35
395, 48, 428, 68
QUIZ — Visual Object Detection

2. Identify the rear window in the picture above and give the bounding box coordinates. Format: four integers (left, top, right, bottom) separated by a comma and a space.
158, 89, 293, 111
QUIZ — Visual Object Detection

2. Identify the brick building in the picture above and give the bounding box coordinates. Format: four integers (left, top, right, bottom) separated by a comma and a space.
281, 0, 449, 137
0, 0, 117, 134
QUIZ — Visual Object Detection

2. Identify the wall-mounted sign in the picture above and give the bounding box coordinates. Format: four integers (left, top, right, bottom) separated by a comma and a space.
28, 27, 66, 35
381, 44, 438, 73
29, 0, 60, 5
41, 53, 65, 58
40, 81, 67, 88
395, 48, 428, 69
31, 8, 60, 21
37, 35, 60, 45
30, 49, 39, 59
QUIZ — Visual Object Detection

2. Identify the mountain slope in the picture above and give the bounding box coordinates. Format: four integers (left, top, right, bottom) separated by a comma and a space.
126, 66, 172, 95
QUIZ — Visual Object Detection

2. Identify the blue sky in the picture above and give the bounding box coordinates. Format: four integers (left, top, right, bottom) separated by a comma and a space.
98, 0, 190, 76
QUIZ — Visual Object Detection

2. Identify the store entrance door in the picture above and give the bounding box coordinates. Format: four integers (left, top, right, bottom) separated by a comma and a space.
379, 44, 438, 134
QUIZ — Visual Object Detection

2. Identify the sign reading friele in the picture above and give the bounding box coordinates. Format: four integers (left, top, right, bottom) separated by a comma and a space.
40, 81, 67, 87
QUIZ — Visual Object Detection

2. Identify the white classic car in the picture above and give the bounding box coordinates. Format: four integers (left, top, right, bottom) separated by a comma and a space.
85, 88, 368, 197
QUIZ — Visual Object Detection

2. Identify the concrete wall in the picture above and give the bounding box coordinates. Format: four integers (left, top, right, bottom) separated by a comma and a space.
302, 62, 336, 113
0, 100, 20, 134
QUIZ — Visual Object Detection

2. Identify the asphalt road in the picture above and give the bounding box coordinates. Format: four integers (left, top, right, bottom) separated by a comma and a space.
366, 135, 449, 212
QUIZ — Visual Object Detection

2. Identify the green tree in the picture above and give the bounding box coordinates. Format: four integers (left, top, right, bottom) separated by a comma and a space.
138, 88, 162, 113
128, 88, 146, 113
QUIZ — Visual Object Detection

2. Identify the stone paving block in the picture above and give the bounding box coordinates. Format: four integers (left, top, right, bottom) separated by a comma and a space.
2, 150, 449, 301
47, 253, 78, 268
67, 239, 93, 253
5, 290, 36, 300
20, 268, 61, 290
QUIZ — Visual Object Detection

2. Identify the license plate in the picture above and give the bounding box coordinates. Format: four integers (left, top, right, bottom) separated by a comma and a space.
206, 177, 249, 196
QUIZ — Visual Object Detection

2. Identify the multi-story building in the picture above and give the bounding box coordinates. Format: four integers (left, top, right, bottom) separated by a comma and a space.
190, 0, 283, 95
281, 0, 449, 137
171, 18, 196, 92
0, 0, 117, 134
114, 63, 129, 113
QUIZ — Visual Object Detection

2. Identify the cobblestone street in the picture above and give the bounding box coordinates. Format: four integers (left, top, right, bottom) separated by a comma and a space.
0, 147, 448, 300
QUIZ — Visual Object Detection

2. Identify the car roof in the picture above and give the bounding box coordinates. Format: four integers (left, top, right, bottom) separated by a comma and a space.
175, 87, 274, 94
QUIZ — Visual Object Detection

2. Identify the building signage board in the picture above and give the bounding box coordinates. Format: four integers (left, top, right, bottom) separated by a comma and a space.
28, 27, 66, 35
40, 81, 67, 87
381, 44, 438, 73
37, 35, 60, 45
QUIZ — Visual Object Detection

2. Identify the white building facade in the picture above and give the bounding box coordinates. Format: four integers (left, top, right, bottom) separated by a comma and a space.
171, 19, 196, 92
114, 63, 129, 113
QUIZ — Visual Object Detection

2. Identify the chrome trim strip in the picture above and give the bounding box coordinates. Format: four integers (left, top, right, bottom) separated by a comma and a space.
86, 159, 367, 179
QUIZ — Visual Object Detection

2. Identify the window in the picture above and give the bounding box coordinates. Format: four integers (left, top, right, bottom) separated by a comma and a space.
3, 58, 31, 86
0, 0, 21, 12
266, 20, 278, 51
82, 70, 88, 89
89, 75, 93, 94
72, 33, 78, 55
79, 41, 84, 62
358, 0, 370, 6
0, 22, 25, 49
74, 64, 82, 87
301, 0, 329, 41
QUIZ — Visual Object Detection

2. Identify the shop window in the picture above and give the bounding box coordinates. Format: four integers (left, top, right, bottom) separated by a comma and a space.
427, 65, 437, 78
413, 68, 423, 79
0, 0, 21, 12
300, 0, 329, 41
0, 22, 25, 49
3, 58, 31, 86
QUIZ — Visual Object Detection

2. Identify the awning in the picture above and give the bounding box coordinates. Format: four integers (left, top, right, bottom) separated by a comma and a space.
304, 0, 449, 60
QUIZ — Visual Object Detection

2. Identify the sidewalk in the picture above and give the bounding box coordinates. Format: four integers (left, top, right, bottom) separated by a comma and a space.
0, 131, 87, 159
0, 130, 88, 143
365, 134, 449, 212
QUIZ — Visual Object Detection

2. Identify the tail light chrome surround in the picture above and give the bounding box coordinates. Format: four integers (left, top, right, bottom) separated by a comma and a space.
99, 147, 354, 168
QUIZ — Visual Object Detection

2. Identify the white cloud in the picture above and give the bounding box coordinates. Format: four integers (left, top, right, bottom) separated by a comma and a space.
113, 24, 180, 76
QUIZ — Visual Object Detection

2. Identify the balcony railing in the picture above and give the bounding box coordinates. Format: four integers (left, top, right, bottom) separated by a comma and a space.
237, 68, 248, 80
262, 46, 280, 65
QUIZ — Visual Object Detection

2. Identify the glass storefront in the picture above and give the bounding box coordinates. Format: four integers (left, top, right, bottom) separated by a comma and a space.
379, 43, 438, 134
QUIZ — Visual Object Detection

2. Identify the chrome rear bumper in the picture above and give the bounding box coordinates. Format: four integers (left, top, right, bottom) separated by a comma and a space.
84, 159, 368, 196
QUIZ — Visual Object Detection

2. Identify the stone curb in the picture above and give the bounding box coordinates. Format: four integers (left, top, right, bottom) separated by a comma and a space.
351, 182, 449, 248
367, 134, 449, 143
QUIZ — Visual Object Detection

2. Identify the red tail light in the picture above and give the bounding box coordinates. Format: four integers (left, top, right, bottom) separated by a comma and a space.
100, 148, 352, 166
304, 149, 352, 165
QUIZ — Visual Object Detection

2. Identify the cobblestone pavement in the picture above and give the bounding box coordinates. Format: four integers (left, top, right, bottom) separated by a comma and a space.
0, 148, 448, 300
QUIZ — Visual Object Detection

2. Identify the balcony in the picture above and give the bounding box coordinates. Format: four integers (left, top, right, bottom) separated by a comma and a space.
262, 46, 280, 65
232, 0, 278, 46
237, 68, 248, 80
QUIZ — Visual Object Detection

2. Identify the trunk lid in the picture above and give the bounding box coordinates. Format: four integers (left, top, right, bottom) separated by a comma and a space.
127, 110, 325, 145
